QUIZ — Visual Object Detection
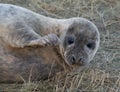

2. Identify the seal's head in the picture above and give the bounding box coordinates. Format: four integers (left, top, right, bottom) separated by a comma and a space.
59, 18, 100, 67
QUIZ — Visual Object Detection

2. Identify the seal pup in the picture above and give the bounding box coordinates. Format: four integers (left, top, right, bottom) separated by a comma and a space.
0, 4, 100, 83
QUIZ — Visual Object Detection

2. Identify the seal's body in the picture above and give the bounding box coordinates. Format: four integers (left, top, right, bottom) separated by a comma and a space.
0, 4, 100, 83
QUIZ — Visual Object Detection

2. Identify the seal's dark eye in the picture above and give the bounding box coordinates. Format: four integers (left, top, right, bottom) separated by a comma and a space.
87, 42, 95, 49
67, 37, 74, 45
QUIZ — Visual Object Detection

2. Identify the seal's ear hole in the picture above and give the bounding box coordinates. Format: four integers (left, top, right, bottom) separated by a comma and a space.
86, 42, 95, 50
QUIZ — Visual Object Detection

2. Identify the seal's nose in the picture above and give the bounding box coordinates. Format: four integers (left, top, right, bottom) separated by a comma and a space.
70, 56, 87, 65
71, 55, 76, 65
78, 57, 86, 65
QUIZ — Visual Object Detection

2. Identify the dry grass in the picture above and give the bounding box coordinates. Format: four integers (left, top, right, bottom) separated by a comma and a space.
0, 0, 120, 92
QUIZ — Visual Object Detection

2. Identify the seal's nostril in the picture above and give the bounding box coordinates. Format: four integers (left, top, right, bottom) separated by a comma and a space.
79, 58, 85, 65
79, 58, 82, 61
71, 56, 76, 65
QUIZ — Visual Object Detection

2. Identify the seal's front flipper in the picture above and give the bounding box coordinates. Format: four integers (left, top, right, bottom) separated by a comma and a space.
28, 33, 61, 47
5, 22, 60, 48
8, 32, 60, 48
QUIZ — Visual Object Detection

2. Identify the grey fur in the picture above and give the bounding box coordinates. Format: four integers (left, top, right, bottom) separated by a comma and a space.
0, 4, 100, 82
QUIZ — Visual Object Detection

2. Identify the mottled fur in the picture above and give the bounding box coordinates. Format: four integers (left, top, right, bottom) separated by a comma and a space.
0, 4, 100, 83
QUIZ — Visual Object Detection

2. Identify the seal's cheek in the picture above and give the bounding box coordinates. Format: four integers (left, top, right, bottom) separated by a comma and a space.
84, 43, 97, 63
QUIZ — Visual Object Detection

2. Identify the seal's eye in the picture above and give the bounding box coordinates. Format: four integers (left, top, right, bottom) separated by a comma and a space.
67, 37, 74, 45
87, 42, 95, 49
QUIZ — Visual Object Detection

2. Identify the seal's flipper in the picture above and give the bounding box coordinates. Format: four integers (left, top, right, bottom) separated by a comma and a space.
28, 33, 60, 47
6, 25, 60, 48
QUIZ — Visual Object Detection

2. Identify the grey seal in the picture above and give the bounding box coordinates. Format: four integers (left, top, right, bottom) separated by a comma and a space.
0, 4, 100, 82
